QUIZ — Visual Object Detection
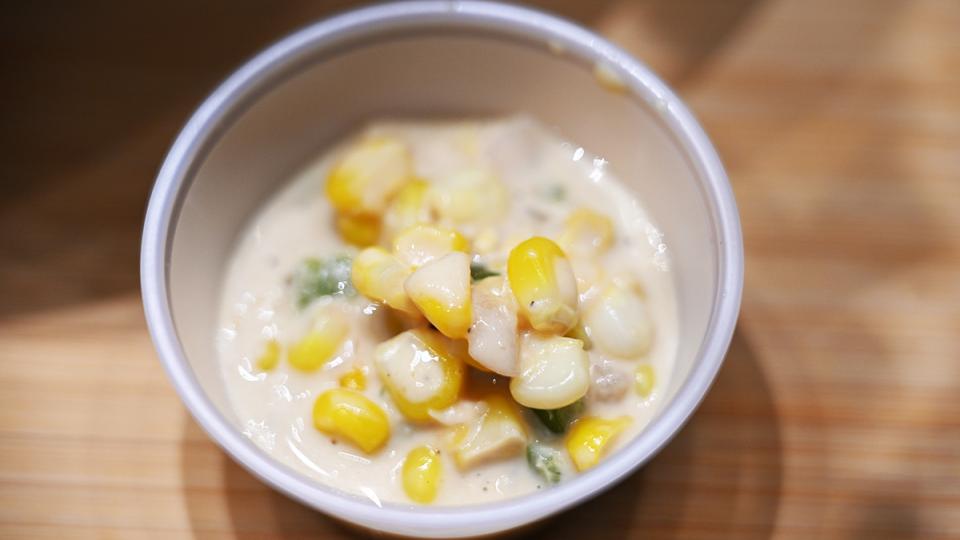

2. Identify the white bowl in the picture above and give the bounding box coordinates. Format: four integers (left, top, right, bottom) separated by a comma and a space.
141, 1, 743, 537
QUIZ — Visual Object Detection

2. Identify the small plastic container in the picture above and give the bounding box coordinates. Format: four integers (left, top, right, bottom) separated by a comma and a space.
141, 2, 743, 537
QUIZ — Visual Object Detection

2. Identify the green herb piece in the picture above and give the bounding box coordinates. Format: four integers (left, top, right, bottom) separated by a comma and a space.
532, 399, 584, 434
292, 255, 355, 309
544, 183, 566, 202
470, 261, 500, 282
527, 443, 563, 484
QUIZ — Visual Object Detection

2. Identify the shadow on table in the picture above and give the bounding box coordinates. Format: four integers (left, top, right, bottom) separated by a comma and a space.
0, 0, 760, 321
180, 327, 784, 539
0, 1, 357, 320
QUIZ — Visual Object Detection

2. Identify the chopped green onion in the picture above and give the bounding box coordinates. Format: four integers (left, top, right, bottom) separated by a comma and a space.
470, 261, 500, 282
527, 443, 563, 484
292, 255, 355, 308
544, 183, 566, 202
532, 399, 584, 434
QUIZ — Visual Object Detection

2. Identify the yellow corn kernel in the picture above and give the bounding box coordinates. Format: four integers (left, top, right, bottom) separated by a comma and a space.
634, 364, 656, 398
351, 247, 418, 315
335, 213, 381, 247
431, 169, 507, 224
312, 388, 390, 453
255, 339, 281, 371
288, 312, 349, 372
559, 208, 614, 256
338, 368, 367, 391
404, 251, 472, 339
374, 328, 466, 422
565, 416, 631, 471
401, 445, 442, 504
383, 179, 432, 241
507, 237, 579, 334
393, 224, 469, 268
450, 394, 527, 470
326, 136, 411, 215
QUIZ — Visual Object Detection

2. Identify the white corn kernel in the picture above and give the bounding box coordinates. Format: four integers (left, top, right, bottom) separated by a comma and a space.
509, 333, 590, 409
467, 276, 519, 376
583, 282, 654, 359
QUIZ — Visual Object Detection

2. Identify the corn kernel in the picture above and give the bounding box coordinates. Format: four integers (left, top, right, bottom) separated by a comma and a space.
326, 136, 411, 215
635, 363, 656, 398
338, 368, 367, 391
473, 227, 500, 254
450, 394, 527, 469
288, 312, 349, 372
383, 179, 432, 241
473, 227, 500, 255
468, 276, 519, 376
570, 257, 604, 296
565, 322, 593, 351
431, 169, 507, 224
374, 328, 466, 422
335, 213, 381, 247
401, 445, 442, 504
565, 416, 631, 471
313, 388, 390, 453
507, 237, 579, 334
352, 247, 418, 315
404, 251, 472, 339
559, 208, 614, 256
510, 333, 590, 409
393, 224, 469, 268
583, 283, 654, 359
255, 339, 281, 371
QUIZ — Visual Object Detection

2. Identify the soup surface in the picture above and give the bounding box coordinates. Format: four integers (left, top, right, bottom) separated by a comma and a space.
216, 116, 678, 506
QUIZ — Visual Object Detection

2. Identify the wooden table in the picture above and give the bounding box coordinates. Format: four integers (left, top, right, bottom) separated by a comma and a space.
2, 1, 958, 538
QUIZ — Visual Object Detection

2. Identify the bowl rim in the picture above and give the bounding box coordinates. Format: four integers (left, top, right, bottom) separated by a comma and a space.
141, 1, 744, 537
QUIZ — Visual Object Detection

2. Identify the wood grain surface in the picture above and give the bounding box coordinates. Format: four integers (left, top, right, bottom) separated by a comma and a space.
1, 1, 958, 538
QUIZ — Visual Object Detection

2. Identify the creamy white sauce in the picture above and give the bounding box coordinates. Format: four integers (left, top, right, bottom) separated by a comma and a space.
216, 116, 678, 506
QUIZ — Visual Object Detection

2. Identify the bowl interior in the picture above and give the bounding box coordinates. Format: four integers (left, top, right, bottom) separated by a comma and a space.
171, 32, 718, 415
158, 14, 731, 538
